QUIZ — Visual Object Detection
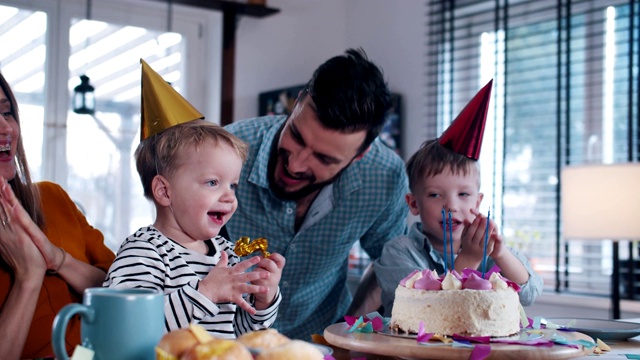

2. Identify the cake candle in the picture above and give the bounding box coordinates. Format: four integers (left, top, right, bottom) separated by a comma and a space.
481, 208, 491, 278
448, 210, 454, 268
442, 207, 448, 273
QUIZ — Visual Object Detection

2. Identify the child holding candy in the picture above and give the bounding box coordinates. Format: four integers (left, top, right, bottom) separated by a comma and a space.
373, 80, 542, 316
104, 60, 284, 337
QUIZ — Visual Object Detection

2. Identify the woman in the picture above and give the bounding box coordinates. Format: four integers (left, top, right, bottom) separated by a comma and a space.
0, 72, 115, 359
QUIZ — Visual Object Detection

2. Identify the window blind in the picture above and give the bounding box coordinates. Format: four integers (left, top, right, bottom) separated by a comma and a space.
427, 0, 639, 298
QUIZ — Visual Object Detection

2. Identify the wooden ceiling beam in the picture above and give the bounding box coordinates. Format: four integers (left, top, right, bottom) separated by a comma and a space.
145, 0, 279, 18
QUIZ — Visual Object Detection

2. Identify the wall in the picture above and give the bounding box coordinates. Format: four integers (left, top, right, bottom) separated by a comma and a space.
344, 0, 427, 159
233, 0, 428, 159
234, 0, 347, 122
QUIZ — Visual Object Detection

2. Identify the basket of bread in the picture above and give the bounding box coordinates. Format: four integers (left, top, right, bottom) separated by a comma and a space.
156, 325, 328, 360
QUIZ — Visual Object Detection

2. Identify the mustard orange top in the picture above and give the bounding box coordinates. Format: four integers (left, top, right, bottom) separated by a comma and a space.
0, 181, 115, 359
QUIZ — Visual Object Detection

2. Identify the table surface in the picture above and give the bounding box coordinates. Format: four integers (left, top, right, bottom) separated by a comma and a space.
320, 320, 640, 360
592, 318, 640, 360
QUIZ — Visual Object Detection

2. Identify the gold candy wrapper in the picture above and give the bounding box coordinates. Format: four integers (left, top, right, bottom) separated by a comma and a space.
234, 237, 271, 258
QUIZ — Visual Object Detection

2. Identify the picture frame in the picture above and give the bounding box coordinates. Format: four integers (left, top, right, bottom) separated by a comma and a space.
379, 93, 402, 155
258, 84, 305, 117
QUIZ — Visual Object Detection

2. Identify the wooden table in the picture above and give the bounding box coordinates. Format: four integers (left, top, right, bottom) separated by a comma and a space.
571, 317, 640, 360
323, 323, 593, 359
323, 335, 640, 359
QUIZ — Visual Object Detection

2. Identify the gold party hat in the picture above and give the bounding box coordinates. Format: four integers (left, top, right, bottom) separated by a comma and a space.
140, 59, 204, 140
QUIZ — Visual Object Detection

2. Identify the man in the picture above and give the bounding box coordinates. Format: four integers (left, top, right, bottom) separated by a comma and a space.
224, 48, 409, 340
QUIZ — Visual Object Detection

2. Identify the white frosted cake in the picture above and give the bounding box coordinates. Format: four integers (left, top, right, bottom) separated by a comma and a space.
390, 269, 521, 337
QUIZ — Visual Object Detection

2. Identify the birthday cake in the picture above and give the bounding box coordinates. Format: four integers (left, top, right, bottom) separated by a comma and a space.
390, 269, 521, 337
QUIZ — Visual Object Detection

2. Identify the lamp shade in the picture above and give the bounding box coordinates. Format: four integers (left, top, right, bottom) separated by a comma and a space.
561, 163, 640, 240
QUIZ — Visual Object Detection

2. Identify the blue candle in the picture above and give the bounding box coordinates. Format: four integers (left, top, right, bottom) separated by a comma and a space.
442, 207, 447, 273
448, 210, 454, 269
481, 208, 491, 278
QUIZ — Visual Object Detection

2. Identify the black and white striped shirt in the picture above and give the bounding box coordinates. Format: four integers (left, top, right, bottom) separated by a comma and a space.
104, 226, 281, 338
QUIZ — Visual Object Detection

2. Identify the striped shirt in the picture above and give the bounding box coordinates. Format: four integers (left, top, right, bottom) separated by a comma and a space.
225, 116, 409, 340
104, 226, 281, 338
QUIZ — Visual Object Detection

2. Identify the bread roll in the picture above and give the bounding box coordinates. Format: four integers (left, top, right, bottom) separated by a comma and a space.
156, 325, 214, 360
255, 340, 324, 360
237, 329, 290, 350
156, 328, 201, 360
181, 338, 253, 360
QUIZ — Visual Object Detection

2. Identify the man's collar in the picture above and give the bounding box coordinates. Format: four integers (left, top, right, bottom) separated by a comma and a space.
247, 117, 286, 189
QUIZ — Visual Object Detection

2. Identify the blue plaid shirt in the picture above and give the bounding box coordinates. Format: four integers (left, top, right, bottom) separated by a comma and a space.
225, 116, 409, 340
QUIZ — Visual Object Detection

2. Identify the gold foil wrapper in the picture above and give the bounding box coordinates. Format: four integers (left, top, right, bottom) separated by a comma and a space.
234, 237, 271, 257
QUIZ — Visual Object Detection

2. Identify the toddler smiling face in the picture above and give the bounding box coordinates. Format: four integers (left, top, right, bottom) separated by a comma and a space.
155, 139, 243, 248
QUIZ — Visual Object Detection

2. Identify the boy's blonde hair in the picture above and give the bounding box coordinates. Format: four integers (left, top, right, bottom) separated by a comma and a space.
406, 139, 480, 193
135, 119, 248, 200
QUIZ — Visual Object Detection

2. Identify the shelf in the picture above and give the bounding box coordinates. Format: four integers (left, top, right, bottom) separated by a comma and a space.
147, 0, 280, 17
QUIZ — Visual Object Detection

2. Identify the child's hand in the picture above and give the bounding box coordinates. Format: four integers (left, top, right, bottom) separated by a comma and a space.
456, 210, 496, 270
198, 252, 269, 315
251, 253, 285, 310
488, 228, 507, 260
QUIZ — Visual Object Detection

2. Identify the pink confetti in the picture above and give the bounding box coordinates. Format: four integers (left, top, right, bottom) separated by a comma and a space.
343, 314, 385, 333
344, 316, 358, 326
417, 332, 433, 343
416, 321, 434, 343
370, 316, 383, 331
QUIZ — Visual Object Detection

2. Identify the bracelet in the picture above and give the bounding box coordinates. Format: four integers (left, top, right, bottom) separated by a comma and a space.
47, 247, 66, 275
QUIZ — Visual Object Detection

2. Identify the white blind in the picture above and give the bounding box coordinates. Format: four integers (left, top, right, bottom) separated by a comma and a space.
427, 0, 639, 298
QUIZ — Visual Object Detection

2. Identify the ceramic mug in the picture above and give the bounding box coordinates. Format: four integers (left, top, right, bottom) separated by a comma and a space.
52, 287, 164, 360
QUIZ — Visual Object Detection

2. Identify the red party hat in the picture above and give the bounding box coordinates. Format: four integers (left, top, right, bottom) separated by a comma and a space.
438, 79, 493, 160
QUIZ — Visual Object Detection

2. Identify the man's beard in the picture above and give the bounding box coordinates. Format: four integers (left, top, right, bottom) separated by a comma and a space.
267, 148, 346, 201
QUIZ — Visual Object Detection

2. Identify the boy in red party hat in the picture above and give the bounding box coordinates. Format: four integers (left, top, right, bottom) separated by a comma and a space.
373, 80, 542, 316
104, 60, 285, 338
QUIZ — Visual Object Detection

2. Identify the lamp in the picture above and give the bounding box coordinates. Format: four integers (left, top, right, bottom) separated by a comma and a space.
561, 163, 640, 319
72, 75, 95, 115
72, 0, 95, 115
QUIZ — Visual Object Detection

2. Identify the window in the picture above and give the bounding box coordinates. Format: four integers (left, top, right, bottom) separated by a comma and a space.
427, 0, 639, 297
0, 0, 220, 251
66, 19, 186, 250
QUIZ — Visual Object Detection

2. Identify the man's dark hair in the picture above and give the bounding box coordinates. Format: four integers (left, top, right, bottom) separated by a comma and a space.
303, 48, 391, 154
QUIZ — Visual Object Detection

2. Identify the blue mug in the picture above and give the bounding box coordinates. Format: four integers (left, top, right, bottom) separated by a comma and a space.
52, 287, 164, 360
